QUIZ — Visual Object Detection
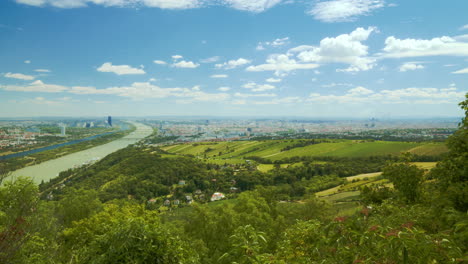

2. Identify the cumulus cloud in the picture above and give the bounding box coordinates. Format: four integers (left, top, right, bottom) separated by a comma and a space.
452, 68, 468, 74
16, 0, 284, 12
172, 55, 183, 60
222, 0, 283, 13
153, 60, 167, 65
246, 54, 319, 76
1, 80, 68, 93
200, 56, 220, 63
291, 27, 377, 72
172, 60, 200, 68
211, 74, 229, 78
15, 0, 201, 9
215, 58, 252, 69
70, 82, 230, 101
308, 86, 466, 104
253, 96, 302, 105
321, 82, 353, 88
266, 78, 281, 83
308, 0, 385, 23
218, 86, 231, 91
256, 37, 290, 50
4, 72, 35, 80
97, 62, 145, 75
24, 60, 31, 64
34, 69, 51, 73
242, 82, 275, 92
399, 62, 425, 72
459, 24, 468, 31
234, 92, 277, 97
380, 36, 468, 58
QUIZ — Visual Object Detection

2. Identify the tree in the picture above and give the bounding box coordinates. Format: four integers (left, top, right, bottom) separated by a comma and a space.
61, 204, 199, 263
430, 93, 468, 211
382, 157, 424, 203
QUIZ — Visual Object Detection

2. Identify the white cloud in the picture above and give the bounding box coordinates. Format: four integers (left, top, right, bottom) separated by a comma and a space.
34, 69, 51, 73
246, 54, 319, 76
459, 24, 468, 31
200, 56, 220, 63
453, 34, 468, 42
292, 27, 377, 72
215, 58, 252, 69
381, 36, 468, 58
15, 0, 284, 12
253, 96, 302, 105
140, 0, 200, 9
211, 74, 229, 78
242, 82, 275, 92
348, 86, 374, 95
97, 62, 145, 75
257, 37, 290, 50
172, 60, 200, 68
452, 68, 468, 74
172, 55, 183, 60
266, 78, 281, 83
4, 72, 35, 80
399, 62, 425, 72
153, 60, 167, 65
222, 0, 283, 13
308, 0, 385, 23
308, 86, 466, 104
234, 92, 277, 98
321, 82, 353, 88
70, 82, 230, 101
1, 80, 68, 93
24, 60, 31, 64
15, 0, 201, 9
231, 99, 247, 105
218, 86, 231, 91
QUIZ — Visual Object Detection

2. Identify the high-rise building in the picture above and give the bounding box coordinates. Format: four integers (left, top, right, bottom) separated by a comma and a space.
60, 125, 66, 136
107, 116, 112, 127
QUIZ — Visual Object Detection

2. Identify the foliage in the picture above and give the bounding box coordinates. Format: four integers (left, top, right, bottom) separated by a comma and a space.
61, 204, 199, 264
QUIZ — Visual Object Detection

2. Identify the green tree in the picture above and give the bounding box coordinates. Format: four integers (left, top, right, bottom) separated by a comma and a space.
430, 93, 468, 211
382, 159, 424, 203
61, 204, 199, 264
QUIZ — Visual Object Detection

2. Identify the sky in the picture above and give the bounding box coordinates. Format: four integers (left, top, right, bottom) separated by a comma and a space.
0, 0, 467, 118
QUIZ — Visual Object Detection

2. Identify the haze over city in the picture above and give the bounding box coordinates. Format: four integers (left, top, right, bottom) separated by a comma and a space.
1, 0, 467, 117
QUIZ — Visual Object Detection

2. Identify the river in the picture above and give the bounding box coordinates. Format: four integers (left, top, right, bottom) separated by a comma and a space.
7, 122, 152, 184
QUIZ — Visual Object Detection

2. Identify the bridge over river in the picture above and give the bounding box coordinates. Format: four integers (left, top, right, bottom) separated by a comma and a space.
5, 122, 153, 184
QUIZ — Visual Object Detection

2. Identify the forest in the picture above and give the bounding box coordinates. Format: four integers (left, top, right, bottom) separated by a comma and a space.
0, 95, 467, 263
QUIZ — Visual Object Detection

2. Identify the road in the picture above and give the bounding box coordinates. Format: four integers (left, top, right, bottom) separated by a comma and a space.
6, 122, 152, 184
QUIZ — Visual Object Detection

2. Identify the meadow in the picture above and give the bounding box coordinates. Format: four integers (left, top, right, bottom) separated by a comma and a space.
162, 139, 448, 164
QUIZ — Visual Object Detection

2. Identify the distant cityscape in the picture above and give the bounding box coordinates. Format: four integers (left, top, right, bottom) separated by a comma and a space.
0, 117, 114, 150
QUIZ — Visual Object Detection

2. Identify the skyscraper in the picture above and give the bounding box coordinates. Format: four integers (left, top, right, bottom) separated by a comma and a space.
107, 116, 112, 127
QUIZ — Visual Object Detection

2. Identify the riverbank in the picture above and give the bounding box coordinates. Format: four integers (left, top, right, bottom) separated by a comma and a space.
0, 124, 135, 173
4, 122, 152, 184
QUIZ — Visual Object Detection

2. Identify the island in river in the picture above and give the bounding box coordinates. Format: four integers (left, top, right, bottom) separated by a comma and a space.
6, 122, 152, 184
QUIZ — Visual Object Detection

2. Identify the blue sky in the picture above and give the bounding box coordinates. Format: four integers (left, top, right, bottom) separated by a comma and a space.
1, 0, 467, 117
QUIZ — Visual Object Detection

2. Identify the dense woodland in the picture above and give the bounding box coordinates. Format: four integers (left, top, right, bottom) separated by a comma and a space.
0, 95, 467, 263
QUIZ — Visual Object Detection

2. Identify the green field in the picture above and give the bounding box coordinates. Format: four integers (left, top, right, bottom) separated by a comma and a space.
162, 139, 448, 163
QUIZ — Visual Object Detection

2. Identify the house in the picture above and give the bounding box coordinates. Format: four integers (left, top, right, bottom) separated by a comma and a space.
210, 192, 225, 202
173, 199, 180, 205
163, 200, 171, 206
178, 180, 186, 185
148, 198, 157, 203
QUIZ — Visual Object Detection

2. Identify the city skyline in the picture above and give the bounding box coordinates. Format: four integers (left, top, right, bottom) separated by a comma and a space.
1, 0, 467, 117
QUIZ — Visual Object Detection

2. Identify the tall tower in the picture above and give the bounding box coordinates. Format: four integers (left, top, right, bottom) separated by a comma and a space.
59, 123, 66, 136
107, 116, 112, 127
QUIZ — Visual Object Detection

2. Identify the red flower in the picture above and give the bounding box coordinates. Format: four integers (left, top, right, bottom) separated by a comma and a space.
334, 216, 347, 222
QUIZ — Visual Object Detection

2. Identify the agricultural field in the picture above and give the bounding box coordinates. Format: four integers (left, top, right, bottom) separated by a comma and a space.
161, 139, 448, 163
